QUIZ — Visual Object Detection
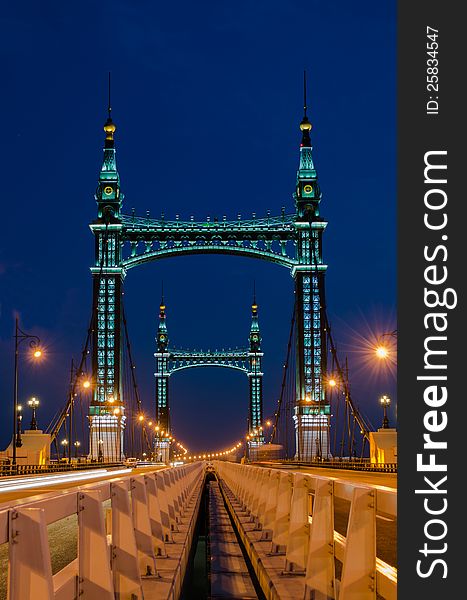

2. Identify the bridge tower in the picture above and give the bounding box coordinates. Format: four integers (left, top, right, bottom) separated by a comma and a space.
89, 106, 126, 461
154, 298, 264, 462
85, 76, 329, 463
292, 80, 330, 460
247, 294, 264, 459
154, 296, 171, 463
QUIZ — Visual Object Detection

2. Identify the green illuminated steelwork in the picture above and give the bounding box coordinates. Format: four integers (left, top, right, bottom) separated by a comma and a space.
248, 299, 263, 443
292, 96, 329, 460
90, 89, 329, 461
89, 113, 126, 464
154, 302, 263, 439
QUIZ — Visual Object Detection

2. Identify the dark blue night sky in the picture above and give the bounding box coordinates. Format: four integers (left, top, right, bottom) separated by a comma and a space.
0, 1, 396, 454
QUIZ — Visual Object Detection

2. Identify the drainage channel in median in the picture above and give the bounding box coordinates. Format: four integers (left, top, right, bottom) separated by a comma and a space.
181, 471, 264, 600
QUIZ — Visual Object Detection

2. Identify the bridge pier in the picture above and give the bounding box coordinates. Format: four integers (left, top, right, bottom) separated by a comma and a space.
89, 412, 125, 462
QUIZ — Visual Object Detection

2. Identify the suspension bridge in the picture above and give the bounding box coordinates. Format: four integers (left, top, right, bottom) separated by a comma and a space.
0, 78, 397, 599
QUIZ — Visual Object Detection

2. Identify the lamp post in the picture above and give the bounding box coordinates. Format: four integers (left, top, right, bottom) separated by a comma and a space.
12, 317, 42, 466
74, 441, 81, 459
375, 330, 398, 360
380, 395, 391, 429
61, 439, 68, 460
16, 405, 23, 448
98, 439, 104, 462
27, 397, 40, 430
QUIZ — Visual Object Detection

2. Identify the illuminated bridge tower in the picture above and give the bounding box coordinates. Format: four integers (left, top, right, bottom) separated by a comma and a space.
292, 86, 330, 461
154, 297, 171, 463
248, 296, 264, 459
89, 107, 126, 461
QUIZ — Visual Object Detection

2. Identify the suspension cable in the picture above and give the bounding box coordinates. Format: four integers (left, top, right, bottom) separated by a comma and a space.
47, 219, 111, 442
271, 301, 296, 445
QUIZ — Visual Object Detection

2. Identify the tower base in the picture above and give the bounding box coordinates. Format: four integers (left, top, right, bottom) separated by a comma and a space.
293, 406, 330, 462
154, 439, 171, 464
89, 413, 126, 462
247, 438, 264, 462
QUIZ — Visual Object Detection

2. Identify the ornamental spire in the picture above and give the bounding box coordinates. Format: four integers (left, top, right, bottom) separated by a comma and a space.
295, 70, 321, 218
96, 73, 122, 219
300, 70, 312, 148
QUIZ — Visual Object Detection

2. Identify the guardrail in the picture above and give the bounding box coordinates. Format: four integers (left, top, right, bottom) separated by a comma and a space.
214, 460, 397, 600
1, 461, 205, 599
252, 459, 397, 473
0, 461, 125, 477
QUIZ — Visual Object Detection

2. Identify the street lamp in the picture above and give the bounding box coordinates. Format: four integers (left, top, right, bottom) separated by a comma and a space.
16, 405, 23, 448
379, 395, 391, 429
27, 397, 40, 430
12, 317, 43, 465
74, 440, 81, 458
375, 330, 397, 360
61, 439, 68, 459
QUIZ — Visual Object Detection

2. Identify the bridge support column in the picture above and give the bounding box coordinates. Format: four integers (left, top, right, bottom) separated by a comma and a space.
89, 230, 126, 462
89, 412, 125, 462
154, 437, 170, 464
293, 242, 330, 462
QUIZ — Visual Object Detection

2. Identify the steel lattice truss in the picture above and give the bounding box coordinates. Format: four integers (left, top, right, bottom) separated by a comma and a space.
167, 348, 253, 375
118, 212, 299, 270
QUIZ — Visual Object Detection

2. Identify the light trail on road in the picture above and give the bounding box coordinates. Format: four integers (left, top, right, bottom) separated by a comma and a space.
0, 468, 131, 493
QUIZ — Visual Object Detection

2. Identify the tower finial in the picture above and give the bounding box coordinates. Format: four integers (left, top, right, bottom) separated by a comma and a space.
161, 281, 165, 307
252, 281, 258, 314
108, 71, 112, 120
300, 70, 312, 146
104, 72, 116, 141
303, 69, 307, 118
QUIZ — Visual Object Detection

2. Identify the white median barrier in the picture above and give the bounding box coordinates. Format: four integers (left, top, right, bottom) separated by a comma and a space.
213, 460, 396, 600
144, 474, 167, 557
304, 477, 336, 599
270, 471, 293, 555
111, 480, 143, 598
2, 463, 207, 600
162, 470, 179, 533
284, 472, 310, 574
261, 469, 280, 541
154, 471, 174, 542
255, 468, 270, 530
8, 507, 54, 600
78, 490, 115, 598
130, 476, 158, 577
339, 486, 376, 600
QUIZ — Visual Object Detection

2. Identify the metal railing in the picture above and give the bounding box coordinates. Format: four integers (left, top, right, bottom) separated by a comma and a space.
252, 458, 398, 473
214, 460, 397, 600
1, 461, 205, 599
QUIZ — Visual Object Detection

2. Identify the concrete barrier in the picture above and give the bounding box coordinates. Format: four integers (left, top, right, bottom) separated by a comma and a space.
214, 460, 396, 600
1, 462, 205, 600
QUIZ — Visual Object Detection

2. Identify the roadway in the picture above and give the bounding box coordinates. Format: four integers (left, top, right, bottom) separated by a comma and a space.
0, 465, 163, 503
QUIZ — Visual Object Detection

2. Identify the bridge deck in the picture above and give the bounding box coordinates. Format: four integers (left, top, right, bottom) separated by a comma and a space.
208, 481, 257, 599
